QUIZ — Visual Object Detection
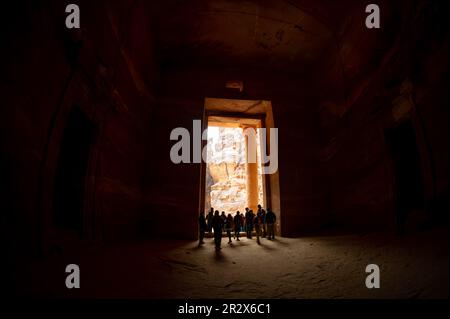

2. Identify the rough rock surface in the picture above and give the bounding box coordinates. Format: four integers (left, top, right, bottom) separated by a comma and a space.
205, 127, 263, 213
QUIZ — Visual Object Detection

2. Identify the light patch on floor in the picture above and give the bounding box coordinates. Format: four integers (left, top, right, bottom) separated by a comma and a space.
17, 229, 448, 298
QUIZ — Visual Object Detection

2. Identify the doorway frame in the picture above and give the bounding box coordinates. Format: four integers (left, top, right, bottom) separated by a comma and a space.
198, 97, 280, 227
200, 111, 271, 216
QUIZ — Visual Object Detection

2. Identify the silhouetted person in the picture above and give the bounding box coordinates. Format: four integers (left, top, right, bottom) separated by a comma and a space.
225, 213, 233, 244
198, 211, 207, 246
207, 208, 214, 234
241, 207, 248, 232
257, 204, 267, 238
265, 208, 276, 240
254, 211, 263, 244
233, 211, 242, 241
212, 210, 224, 250
245, 208, 254, 239
244, 207, 249, 234
220, 211, 227, 232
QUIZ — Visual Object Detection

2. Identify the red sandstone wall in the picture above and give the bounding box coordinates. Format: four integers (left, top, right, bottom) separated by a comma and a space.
314, 0, 448, 232
1, 1, 158, 258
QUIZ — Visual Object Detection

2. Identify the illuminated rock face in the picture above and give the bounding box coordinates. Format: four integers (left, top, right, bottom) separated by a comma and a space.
208, 162, 247, 213
205, 127, 263, 214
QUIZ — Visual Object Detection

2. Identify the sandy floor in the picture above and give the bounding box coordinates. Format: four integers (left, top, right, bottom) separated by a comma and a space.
17, 228, 448, 299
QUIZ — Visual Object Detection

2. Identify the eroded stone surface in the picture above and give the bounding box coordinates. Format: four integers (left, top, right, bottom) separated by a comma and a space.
205, 127, 263, 213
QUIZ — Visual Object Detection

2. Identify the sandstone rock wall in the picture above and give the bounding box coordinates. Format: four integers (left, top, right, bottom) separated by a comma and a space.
205, 127, 263, 213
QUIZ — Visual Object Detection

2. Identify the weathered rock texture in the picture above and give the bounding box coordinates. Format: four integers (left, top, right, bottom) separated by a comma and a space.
205, 127, 263, 213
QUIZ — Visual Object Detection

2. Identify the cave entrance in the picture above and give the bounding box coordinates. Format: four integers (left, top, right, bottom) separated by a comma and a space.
199, 98, 281, 237
204, 116, 266, 217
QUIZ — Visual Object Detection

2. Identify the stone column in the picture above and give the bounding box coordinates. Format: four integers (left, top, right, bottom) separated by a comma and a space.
243, 125, 259, 211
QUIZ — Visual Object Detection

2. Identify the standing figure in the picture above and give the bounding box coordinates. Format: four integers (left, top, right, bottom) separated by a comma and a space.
212, 210, 224, 250
233, 211, 242, 241
265, 208, 276, 240
245, 208, 254, 239
254, 211, 262, 244
198, 211, 207, 246
207, 208, 214, 234
258, 204, 267, 238
220, 211, 227, 232
225, 213, 233, 244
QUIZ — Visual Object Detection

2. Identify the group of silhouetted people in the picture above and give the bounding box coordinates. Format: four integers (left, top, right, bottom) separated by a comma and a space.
198, 204, 277, 250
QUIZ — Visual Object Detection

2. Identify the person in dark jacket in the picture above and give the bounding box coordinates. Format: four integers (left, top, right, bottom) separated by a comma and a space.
198, 211, 207, 246
245, 208, 254, 239
212, 210, 224, 250
257, 204, 267, 238
233, 211, 242, 241
225, 213, 233, 244
207, 208, 214, 234
265, 208, 276, 240
253, 211, 263, 244
220, 211, 227, 232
